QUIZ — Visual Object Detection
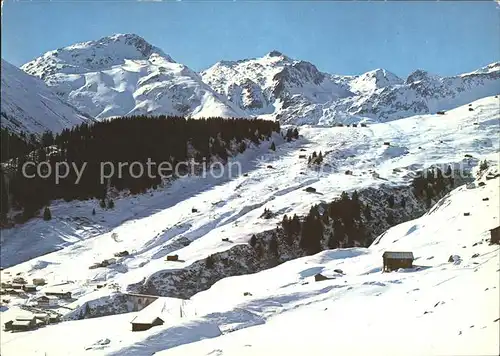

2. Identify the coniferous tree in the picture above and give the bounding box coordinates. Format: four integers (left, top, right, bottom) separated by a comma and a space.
300, 206, 323, 254
333, 218, 346, 247
401, 196, 406, 208
250, 234, 257, 247
43, 207, 52, 221
386, 211, 395, 225
269, 234, 279, 256
291, 214, 301, 235
7, 115, 280, 217
0, 168, 8, 221
205, 255, 215, 269
363, 205, 372, 220
107, 199, 115, 209
387, 195, 395, 208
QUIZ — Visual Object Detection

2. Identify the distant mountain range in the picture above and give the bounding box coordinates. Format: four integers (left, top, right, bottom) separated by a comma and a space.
2, 33, 499, 134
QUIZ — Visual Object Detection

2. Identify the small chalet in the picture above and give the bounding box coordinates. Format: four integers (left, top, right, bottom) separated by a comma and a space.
45, 289, 72, 299
4, 320, 13, 331
131, 315, 164, 332
22, 284, 37, 293
1, 282, 13, 289
32, 278, 46, 286
11, 316, 37, 331
49, 315, 61, 324
382, 251, 414, 272
34, 313, 50, 325
490, 226, 500, 245
36, 295, 59, 307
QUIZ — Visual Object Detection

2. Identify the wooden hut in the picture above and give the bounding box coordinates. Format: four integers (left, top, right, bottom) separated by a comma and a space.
36, 295, 58, 307
131, 315, 164, 332
34, 313, 50, 325
22, 284, 37, 293
4, 320, 13, 331
490, 226, 500, 245
11, 316, 36, 331
382, 251, 414, 272
314, 273, 330, 282
32, 278, 46, 286
45, 289, 72, 299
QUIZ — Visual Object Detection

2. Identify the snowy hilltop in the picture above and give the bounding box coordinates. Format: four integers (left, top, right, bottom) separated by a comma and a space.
1, 59, 93, 135
21, 34, 245, 120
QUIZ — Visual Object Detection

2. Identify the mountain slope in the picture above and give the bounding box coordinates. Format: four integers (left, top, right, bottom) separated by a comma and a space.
321, 62, 500, 125
21, 34, 245, 120
201, 51, 353, 122
204, 55, 500, 125
2, 156, 498, 355
155, 172, 499, 356
1, 59, 93, 135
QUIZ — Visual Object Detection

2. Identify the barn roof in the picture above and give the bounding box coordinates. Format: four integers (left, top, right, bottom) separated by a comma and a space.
382, 251, 414, 259
15, 315, 35, 322
131, 315, 164, 325
37, 295, 58, 300
44, 289, 71, 294
130, 297, 184, 325
12, 320, 32, 327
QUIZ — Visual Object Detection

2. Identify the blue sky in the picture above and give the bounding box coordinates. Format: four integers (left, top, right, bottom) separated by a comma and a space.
2, 1, 499, 77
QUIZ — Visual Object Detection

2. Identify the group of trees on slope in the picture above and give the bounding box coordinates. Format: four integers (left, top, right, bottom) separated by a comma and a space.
279, 165, 458, 254
1, 116, 288, 222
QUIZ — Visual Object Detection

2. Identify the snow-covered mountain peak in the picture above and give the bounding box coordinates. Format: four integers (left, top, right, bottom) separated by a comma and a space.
18, 34, 244, 120
201, 52, 352, 119
22, 33, 173, 79
65, 33, 168, 58
263, 50, 291, 62
464, 61, 500, 76
349, 68, 404, 94
405, 69, 441, 85
267, 50, 284, 57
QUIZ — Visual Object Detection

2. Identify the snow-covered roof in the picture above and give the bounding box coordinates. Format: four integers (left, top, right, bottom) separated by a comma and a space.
37, 295, 58, 300
382, 251, 414, 260
15, 315, 35, 321
130, 297, 184, 324
131, 315, 164, 325
44, 288, 71, 294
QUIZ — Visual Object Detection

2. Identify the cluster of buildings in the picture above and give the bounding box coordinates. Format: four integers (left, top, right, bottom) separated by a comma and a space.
4, 313, 61, 332
1, 277, 73, 333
